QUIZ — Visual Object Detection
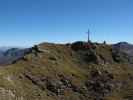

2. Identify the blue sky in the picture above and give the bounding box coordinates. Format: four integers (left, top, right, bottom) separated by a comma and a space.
0, 0, 133, 47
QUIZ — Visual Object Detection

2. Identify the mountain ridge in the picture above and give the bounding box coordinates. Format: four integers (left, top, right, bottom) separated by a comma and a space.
0, 47, 30, 65
0, 41, 132, 100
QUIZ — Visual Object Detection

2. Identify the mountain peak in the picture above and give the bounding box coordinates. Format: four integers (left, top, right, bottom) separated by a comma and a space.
0, 41, 132, 100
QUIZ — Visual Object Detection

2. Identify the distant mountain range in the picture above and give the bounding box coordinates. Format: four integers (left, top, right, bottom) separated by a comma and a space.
112, 42, 133, 63
0, 42, 133, 66
0, 47, 30, 65
113, 42, 133, 54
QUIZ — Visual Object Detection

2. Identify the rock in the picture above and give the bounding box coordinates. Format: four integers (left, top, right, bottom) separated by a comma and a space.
31, 45, 44, 56
66, 43, 71, 47
124, 96, 133, 100
49, 56, 57, 61
103, 41, 106, 45
32, 45, 41, 52
128, 73, 133, 80
71, 41, 86, 51
71, 41, 93, 51
46, 79, 65, 95
85, 69, 115, 99
0, 88, 16, 100
24, 73, 47, 90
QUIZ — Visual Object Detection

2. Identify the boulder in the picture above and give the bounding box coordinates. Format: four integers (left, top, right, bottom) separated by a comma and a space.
85, 69, 115, 99
46, 79, 65, 95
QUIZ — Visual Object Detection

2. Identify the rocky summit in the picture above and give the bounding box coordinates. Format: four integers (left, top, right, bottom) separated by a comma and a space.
0, 41, 132, 100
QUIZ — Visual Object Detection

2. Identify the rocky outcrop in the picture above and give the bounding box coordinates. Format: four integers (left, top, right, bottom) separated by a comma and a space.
0, 42, 132, 100
112, 42, 133, 63
85, 69, 115, 99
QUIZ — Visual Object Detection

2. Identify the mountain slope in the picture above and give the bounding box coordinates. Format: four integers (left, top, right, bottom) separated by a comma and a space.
0, 48, 30, 65
0, 42, 132, 100
113, 42, 133, 63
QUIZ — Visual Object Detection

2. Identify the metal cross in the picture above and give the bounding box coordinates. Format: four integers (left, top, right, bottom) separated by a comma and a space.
86, 29, 90, 42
